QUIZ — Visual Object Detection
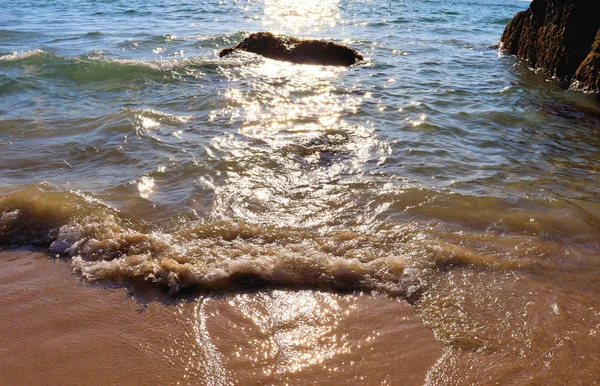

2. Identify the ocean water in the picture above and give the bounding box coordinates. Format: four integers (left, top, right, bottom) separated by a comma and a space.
2, 0, 600, 384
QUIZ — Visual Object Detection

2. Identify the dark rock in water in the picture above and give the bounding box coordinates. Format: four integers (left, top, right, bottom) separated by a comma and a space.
574, 29, 600, 92
49, 240, 71, 255
500, 0, 600, 92
219, 32, 363, 66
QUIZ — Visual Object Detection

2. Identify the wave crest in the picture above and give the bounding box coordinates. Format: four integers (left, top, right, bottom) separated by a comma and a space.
3, 187, 590, 297
0, 50, 220, 84
61, 216, 422, 296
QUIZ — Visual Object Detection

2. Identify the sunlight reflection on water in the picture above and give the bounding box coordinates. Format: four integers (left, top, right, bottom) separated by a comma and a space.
263, 0, 340, 32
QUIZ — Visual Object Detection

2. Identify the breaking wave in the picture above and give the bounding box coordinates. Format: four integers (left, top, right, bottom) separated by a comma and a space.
0, 49, 249, 85
0, 187, 429, 296
2, 186, 596, 298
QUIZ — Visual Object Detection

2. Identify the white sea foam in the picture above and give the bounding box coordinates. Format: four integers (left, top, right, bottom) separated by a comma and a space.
0, 49, 47, 62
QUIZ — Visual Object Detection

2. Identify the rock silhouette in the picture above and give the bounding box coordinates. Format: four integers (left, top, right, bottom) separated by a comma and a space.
500, 0, 600, 92
219, 32, 363, 66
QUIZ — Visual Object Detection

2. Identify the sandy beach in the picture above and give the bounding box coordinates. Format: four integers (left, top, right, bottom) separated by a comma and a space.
0, 249, 443, 385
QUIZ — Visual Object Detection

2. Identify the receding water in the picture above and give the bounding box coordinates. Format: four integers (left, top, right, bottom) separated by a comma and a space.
1, 0, 600, 384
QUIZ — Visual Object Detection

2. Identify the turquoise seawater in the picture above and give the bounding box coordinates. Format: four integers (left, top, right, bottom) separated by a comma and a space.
2, 0, 600, 383
2, 0, 598, 222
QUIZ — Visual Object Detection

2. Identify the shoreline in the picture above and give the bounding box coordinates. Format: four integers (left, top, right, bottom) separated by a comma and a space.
0, 249, 443, 385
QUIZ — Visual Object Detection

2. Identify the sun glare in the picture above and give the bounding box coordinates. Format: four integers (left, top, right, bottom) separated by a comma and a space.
263, 0, 340, 32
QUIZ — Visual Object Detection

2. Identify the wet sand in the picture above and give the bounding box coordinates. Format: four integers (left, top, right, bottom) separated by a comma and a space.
0, 250, 443, 385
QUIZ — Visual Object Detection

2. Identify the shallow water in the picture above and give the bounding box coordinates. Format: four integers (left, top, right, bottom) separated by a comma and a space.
2, 0, 600, 384
1, 250, 442, 385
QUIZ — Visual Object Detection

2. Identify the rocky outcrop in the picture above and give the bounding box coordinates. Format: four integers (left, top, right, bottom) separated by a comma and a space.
573, 29, 600, 92
219, 32, 363, 66
500, 0, 600, 92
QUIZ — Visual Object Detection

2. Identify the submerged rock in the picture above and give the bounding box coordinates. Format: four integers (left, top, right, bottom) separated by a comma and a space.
500, 0, 600, 92
219, 32, 363, 66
